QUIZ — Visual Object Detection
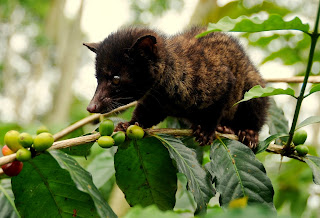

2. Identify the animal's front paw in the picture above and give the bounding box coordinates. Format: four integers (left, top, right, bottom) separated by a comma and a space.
115, 122, 130, 132
114, 121, 140, 132
238, 129, 259, 149
192, 124, 216, 146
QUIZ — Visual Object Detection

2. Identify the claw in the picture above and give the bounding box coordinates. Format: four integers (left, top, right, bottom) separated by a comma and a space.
237, 129, 259, 150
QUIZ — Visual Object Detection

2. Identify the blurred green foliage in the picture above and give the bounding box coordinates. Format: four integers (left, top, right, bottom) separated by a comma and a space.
130, 0, 184, 24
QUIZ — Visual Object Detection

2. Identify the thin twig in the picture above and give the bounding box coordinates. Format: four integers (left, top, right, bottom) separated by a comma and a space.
265, 76, 320, 83
53, 101, 137, 141
146, 128, 238, 140
266, 144, 305, 162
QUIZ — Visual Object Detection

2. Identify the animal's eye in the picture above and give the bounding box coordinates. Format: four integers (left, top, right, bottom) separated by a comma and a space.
112, 75, 120, 85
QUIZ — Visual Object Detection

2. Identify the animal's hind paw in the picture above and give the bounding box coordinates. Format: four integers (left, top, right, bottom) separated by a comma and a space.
192, 124, 215, 146
238, 129, 259, 149
216, 125, 235, 135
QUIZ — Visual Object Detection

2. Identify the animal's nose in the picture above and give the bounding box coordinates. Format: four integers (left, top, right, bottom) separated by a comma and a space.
87, 103, 97, 113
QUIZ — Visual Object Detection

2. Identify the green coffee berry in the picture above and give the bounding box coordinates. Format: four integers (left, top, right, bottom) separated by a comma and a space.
126, 125, 144, 140
18, 132, 34, 148
97, 136, 115, 148
99, 120, 114, 136
36, 125, 49, 135
292, 130, 307, 146
4, 130, 23, 152
112, 131, 126, 146
16, 148, 32, 162
33, 132, 54, 152
295, 145, 309, 156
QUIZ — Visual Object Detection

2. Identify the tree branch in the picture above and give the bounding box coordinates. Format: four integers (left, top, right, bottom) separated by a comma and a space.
0, 126, 303, 171
265, 76, 320, 83
53, 101, 137, 141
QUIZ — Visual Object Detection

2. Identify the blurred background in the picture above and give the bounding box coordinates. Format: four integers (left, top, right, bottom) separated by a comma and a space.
1, 0, 320, 217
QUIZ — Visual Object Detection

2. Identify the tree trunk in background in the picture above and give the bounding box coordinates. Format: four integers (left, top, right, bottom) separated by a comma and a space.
47, 0, 84, 124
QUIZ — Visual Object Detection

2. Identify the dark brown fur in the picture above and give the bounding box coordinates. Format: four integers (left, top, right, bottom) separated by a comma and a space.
84, 27, 268, 147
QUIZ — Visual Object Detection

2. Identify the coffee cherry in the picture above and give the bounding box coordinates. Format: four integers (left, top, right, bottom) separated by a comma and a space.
16, 148, 32, 162
126, 125, 144, 140
1, 161, 23, 177
97, 136, 115, 148
33, 132, 54, 152
2, 145, 15, 156
295, 145, 309, 156
4, 130, 23, 152
293, 130, 307, 146
18, 132, 34, 148
112, 131, 126, 146
36, 125, 49, 135
99, 119, 114, 136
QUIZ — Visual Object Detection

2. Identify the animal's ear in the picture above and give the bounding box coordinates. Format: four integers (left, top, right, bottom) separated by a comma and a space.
83, 42, 100, 53
131, 35, 157, 55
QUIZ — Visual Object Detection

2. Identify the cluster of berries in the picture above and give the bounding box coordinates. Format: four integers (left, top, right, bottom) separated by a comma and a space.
1, 126, 53, 176
97, 119, 144, 148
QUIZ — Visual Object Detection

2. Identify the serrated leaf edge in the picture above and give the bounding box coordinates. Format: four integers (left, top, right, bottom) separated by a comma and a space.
235, 85, 296, 105
196, 14, 309, 38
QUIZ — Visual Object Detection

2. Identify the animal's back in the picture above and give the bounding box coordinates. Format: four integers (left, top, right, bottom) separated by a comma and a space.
160, 27, 265, 118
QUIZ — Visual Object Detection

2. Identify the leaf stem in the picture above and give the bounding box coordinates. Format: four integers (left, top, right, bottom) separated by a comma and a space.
285, 2, 320, 154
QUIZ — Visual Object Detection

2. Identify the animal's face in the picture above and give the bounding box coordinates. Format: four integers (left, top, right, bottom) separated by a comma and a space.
87, 58, 147, 114
84, 32, 158, 114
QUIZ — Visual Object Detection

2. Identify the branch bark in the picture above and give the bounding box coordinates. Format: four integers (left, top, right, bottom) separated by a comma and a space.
265, 76, 320, 83
53, 101, 137, 141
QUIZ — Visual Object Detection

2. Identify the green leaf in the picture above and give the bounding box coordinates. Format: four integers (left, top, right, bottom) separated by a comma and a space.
303, 155, 320, 185
208, 138, 275, 212
296, 116, 320, 130
61, 133, 94, 156
86, 150, 115, 188
267, 99, 289, 139
154, 134, 215, 215
50, 150, 117, 218
262, 47, 303, 65
248, 34, 280, 48
197, 14, 310, 37
306, 84, 320, 96
256, 133, 288, 154
11, 152, 101, 218
236, 85, 296, 105
0, 179, 19, 218
114, 137, 177, 211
